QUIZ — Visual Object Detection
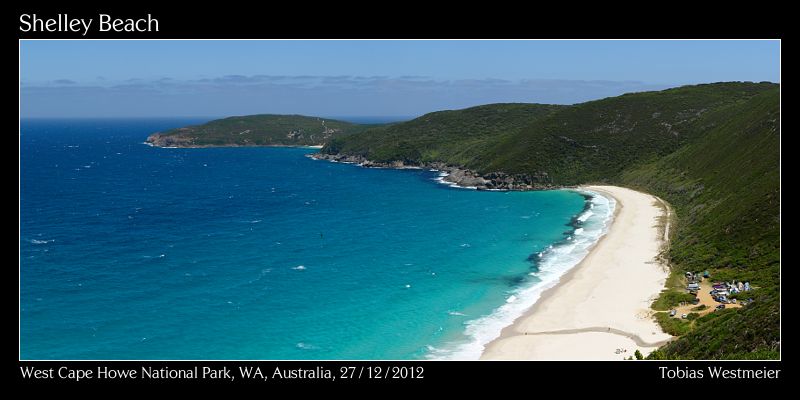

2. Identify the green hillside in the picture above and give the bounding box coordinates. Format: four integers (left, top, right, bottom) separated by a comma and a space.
324, 103, 564, 166
483, 82, 774, 183
624, 88, 780, 359
321, 82, 781, 359
147, 114, 372, 147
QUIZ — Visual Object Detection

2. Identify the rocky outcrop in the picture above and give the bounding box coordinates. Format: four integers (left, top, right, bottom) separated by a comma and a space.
482, 171, 555, 190
310, 153, 561, 191
442, 168, 489, 188
146, 133, 195, 147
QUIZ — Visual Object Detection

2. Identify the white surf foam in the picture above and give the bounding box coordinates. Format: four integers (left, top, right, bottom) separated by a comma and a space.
577, 210, 594, 222
448, 311, 468, 316
296, 342, 316, 350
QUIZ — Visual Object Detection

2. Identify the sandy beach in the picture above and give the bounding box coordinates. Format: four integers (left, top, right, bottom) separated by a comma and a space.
481, 185, 673, 360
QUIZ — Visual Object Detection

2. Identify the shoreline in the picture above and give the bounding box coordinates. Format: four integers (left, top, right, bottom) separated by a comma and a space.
143, 142, 324, 149
481, 185, 673, 360
310, 153, 564, 191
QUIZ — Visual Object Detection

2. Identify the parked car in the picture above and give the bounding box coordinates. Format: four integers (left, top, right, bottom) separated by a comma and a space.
670, 310, 677, 317
715, 304, 726, 311
691, 298, 700, 305
681, 314, 688, 319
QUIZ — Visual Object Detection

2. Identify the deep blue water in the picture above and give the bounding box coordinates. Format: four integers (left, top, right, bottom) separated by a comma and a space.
20, 118, 609, 360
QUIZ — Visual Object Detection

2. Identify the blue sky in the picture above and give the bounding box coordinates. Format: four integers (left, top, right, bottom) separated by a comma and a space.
20, 40, 780, 118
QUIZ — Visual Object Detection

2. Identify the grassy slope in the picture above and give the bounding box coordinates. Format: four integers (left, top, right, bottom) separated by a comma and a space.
151, 114, 372, 146
325, 82, 780, 359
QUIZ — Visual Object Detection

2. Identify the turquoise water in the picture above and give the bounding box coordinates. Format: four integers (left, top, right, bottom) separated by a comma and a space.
20, 119, 611, 360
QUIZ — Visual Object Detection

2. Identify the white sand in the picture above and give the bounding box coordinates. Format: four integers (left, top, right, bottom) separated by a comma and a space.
481, 185, 673, 360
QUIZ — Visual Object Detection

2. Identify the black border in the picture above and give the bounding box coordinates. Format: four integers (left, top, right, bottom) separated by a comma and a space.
15, 361, 787, 385
14, 5, 783, 39
14, 3, 784, 389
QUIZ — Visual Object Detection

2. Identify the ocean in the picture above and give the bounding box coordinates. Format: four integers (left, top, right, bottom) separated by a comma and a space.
20, 118, 614, 360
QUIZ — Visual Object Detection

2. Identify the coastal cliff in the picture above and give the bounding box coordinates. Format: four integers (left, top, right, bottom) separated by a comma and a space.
146, 132, 196, 147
